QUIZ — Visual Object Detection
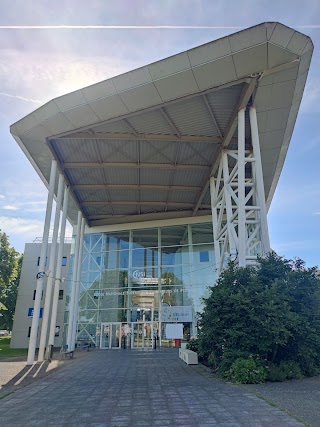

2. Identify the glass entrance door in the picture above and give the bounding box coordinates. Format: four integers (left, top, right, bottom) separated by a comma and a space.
111, 323, 121, 349
100, 323, 111, 349
131, 322, 156, 349
100, 323, 121, 349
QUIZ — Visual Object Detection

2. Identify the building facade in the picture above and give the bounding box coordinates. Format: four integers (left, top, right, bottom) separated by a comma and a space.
11, 243, 71, 349
10, 22, 313, 363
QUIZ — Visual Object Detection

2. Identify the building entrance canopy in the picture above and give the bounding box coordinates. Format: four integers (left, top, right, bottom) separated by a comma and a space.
11, 22, 313, 228
11, 22, 313, 366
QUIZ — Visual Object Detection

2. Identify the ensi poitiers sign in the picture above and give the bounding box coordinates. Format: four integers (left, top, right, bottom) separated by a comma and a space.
161, 306, 192, 322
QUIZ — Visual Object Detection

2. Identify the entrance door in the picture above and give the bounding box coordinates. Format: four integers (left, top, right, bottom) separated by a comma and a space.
131, 322, 155, 349
100, 323, 110, 349
100, 323, 121, 349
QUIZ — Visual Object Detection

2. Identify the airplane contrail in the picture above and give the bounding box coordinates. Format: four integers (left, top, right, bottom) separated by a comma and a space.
0, 25, 319, 29
0, 92, 43, 104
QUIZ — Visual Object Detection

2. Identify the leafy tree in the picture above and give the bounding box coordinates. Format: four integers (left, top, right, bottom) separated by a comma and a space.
0, 230, 23, 330
198, 252, 320, 379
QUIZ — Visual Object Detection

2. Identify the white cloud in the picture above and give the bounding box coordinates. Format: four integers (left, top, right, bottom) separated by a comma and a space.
2, 205, 18, 210
0, 216, 43, 233
0, 195, 5, 199
0, 49, 137, 103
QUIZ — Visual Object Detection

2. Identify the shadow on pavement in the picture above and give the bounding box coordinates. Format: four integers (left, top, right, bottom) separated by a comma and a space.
0, 361, 51, 396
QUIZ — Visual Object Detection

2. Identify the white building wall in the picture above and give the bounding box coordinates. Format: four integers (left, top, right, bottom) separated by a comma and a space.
11, 242, 71, 349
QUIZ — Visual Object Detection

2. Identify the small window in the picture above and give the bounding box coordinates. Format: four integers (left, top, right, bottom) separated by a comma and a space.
62, 257, 67, 266
59, 290, 64, 300
37, 256, 47, 266
28, 327, 31, 338
199, 251, 209, 263
33, 290, 43, 300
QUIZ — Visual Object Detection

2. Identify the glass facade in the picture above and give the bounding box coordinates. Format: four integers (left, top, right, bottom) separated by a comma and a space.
65, 222, 217, 347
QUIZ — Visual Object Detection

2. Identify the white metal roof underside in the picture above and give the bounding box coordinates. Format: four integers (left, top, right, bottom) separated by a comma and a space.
10, 22, 313, 227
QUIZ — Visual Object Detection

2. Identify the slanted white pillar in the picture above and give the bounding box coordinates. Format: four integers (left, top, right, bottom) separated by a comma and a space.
70, 217, 85, 350
249, 106, 270, 254
67, 211, 82, 350
48, 186, 69, 350
38, 174, 64, 362
27, 159, 57, 365
237, 108, 246, 267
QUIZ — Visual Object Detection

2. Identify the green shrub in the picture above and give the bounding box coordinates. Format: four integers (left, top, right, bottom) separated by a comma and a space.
207, 351, 218, 368
266, 363, 287, 382
281, 361, 302, 380
266, 361, 302, 382
186, 338, 199, 353
218, 349, 251, 376
198, 253, 320, 380
226, 358, 267, 384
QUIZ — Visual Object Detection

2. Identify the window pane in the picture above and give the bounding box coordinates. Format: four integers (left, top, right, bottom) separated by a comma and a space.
161, 225, 188, 247
132, 228, 158, 249
191, 223, 214, 244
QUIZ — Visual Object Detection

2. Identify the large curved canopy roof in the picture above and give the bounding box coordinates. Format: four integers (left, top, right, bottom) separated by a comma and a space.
11, 22, 313, 227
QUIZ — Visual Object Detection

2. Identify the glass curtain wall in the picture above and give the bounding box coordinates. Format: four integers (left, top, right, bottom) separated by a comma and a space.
65, 222, 217, 346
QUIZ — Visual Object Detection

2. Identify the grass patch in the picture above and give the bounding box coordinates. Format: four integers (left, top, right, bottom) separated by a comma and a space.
0, 337, 27, 358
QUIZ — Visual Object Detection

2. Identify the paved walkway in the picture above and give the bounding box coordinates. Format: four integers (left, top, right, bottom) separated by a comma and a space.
0, 349, 304, 427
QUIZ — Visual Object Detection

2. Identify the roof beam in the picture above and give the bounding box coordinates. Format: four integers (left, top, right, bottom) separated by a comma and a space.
73, 184, 201, 191
81, 200, 211, 209
63, 161, 209, 171
192, 78, 258, 215
121, 119, 138, 136
202, 94, 223, 138
160, 107, 181, 137
52, 132, 222, 144
87, 210, 212, 227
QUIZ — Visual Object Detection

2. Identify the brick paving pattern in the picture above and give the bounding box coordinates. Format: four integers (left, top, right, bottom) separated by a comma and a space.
0, 349, 304, 426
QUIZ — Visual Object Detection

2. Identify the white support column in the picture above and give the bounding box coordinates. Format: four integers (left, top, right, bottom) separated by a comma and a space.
187, 224, 197, 337
249, 106, 271, 254
27, 159, 57, 365
209, 176, 221, 273
127, 230, 133, 324
157, 228, 162, 347
48, 186, 69, 349
66, 211, 82, 350
70, 217, 85, 350
38, 174, 64, 362
237, 108, 246, 267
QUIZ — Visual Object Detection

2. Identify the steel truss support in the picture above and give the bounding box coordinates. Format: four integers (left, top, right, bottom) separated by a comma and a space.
210, 107, 270, 274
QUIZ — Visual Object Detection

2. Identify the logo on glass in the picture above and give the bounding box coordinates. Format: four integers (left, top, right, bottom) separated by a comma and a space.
132, 270, 145, 280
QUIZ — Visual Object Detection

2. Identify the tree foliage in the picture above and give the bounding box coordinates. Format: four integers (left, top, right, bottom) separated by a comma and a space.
0, 230, 23, 330
198, 252, 320, 379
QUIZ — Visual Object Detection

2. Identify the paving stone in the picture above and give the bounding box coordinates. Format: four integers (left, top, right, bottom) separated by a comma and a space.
0, 349, 305, 427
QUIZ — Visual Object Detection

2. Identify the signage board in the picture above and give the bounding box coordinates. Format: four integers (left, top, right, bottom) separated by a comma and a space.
165, 323, 183, 339
161, 306, 192, 322
28, 308, 43, 318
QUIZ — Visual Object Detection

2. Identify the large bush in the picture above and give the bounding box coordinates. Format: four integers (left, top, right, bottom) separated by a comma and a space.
198, 253, 320, 382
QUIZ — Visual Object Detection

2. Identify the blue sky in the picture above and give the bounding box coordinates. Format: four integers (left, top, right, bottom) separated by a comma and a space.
0, 0, 319, 266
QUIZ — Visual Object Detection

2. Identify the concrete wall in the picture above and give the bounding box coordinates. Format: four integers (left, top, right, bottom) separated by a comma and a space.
10, 242, 71, 349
